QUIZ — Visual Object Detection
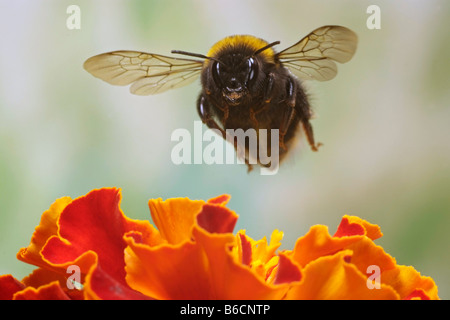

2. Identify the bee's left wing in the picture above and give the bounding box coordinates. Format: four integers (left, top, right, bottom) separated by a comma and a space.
276, 26, 357, 81
83, 51, 203, 95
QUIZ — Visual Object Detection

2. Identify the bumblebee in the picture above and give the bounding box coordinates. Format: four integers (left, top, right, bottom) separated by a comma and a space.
84, 25, 357, 171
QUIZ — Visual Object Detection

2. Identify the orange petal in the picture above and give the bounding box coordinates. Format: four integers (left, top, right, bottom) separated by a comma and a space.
192, 225, 289, 299
124, 199, 239, 299
290, 225, 363, 267
13, 281, 70, 300
22, 267, 70, 288
233, 230, 284, 282
124, 235, 214, 299
286, 251, 399, 300
343, 237, 397, 275
382, 265, 439, 300
148, 197, 205, 245
16, 196, 72, 271
21, 267, 84, 300
253, 230, 283, 264
125, 199, 289, 300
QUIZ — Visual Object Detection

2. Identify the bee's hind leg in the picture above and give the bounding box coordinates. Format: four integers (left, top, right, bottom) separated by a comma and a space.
301, 119, 322, 152
293, 80, 322, 152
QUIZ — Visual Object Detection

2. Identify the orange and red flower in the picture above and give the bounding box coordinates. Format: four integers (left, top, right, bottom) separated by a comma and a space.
0, 188, 439, 300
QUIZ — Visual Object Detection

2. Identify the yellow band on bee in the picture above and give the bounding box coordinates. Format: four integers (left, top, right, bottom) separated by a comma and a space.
206, 35, 276, 63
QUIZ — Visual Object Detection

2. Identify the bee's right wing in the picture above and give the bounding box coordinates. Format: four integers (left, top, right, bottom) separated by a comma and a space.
83, 51, 204, 95
277, 26, 358, 81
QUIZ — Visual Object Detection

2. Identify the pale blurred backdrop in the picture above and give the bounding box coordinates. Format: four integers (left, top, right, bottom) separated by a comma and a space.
0, 0, 449, 298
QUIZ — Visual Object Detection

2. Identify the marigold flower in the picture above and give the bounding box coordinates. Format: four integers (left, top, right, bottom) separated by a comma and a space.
0, 188, 439, 300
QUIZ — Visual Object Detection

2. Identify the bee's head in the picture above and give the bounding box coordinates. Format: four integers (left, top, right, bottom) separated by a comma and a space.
209, 54, 258, 105
207, 38, 280, 106
172, 36, 279, 106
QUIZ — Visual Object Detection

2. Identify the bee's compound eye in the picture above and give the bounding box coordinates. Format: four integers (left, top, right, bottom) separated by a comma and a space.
212, 61, 222, 86
215, 61, 220, 75
247, 57, 256, 83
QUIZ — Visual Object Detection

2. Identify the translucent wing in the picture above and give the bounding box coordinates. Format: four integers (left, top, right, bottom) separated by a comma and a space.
277, 25, 358, 81
83, 51, 203, 95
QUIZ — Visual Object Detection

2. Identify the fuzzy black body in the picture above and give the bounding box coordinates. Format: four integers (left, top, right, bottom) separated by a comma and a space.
84, 26, 358, 172
196, 36, 318, 170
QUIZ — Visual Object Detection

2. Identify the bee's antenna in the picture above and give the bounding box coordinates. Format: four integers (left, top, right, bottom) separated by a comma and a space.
171, 50, 226, 66
253, 41, 280, 56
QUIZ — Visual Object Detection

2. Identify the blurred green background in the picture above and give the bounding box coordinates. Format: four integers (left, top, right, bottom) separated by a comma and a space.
1, 0, 449, 299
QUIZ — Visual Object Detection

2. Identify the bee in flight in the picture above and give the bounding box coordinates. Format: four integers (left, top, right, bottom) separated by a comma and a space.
84, 25, 357, 171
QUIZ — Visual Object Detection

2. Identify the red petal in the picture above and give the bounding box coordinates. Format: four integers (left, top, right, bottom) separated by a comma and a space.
0, 275, 25, 300
207, 194, 231, 205
404, 289, 430, 300
40, 188, 150, 299
84, 264, 151, 300
333, 217, 365, 237
273, 254, 302, 285
238, 233, 252, 266
196, 203, 238, 234
41, 189, 127, 275
334, 216, 383, 240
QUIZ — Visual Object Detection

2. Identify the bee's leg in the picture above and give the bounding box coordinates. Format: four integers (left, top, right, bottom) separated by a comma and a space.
222, 106, 229, 123
250, 73, 275, 128
279, 108, 296, 151
293, 83, 322, 152
249, 108, 257, 127
263, 72, 275, 103
279, 77, 297, 150
197, 94, 226, 139
202, 90, 229, 122
198, 94, 253, 171
301, 119, 322, 152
